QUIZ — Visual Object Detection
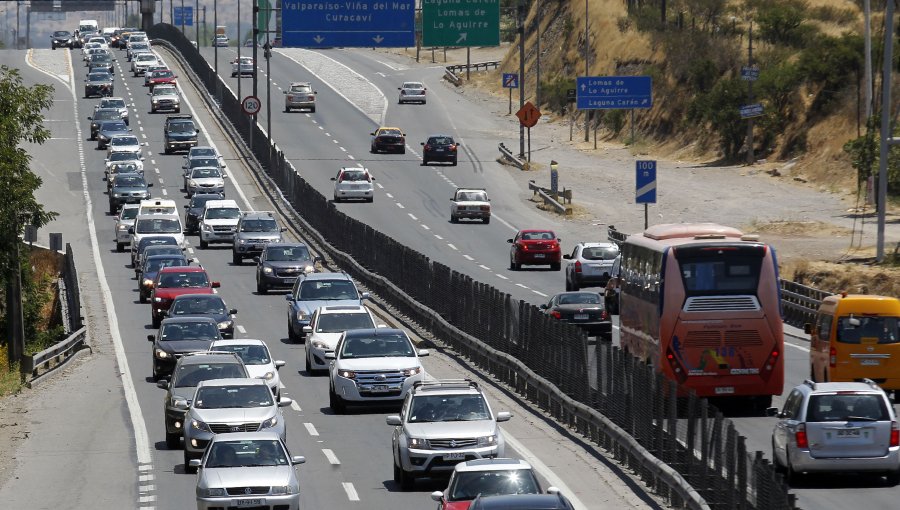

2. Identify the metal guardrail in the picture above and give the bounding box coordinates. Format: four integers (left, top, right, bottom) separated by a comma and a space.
527, 180, 570, 216
22, 326, 88, 386
444, 68, 462, 86
498, 142, 526, 169
446, 60, 501, 73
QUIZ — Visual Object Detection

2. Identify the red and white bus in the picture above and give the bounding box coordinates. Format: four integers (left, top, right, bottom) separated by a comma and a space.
618, 223, 784, 410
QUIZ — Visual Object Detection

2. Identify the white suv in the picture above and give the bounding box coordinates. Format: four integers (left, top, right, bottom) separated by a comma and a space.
327, 328, 428, 414
331, 167, 374, 203
198, 199, 241, 249
304, 305, 378, 374
387, 379, 511, 490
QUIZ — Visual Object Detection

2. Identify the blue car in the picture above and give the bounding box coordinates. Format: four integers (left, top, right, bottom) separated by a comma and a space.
284, 272, 368, 342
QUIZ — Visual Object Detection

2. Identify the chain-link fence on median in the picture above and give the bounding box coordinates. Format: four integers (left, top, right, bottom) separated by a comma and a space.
149, 23, 797, 509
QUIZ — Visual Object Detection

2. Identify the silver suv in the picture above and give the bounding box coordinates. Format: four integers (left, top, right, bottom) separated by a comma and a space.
386, 379, 511, 490
767, 379, 900, 484
563, 242, 619, 291
232, 211, 285, 265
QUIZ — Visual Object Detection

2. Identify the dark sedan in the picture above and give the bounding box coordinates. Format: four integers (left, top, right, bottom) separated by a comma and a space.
84, 71, 114, 98
540, 291, 611, 339
370, 127, 406, 154
88, 53, 115, 74
165, 294, 237, 338
183, 192, 224, 234
88, 108, 123, 140
148, 316, 222, 381
138, 254, 190, 303
108, 172, 152, 214
96, 119, 131, 149
51, 30, 74, 49
255, 243, 317, 294
421, 135, 459, 166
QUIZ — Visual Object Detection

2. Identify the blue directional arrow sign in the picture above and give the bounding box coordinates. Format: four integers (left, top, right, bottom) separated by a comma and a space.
502, 73, 518, 89
636, 160, 657, 204
576, 76, 652, 110
174, 6, 193, 26
281, 0, 415, 48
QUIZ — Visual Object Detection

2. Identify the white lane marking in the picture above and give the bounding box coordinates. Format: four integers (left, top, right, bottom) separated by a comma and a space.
341, 482, 360, 502
503, 433, 589, 510
150, 159, 156, 165
421, 224, 430, 230
322, 449, 341, 465
385, 192, 393, 198
496, 274, 508, 280
325, 132, 331, 137
375, 183, 384, 189
339, 146, 346, 152
434, 234, 443, 240
236, 325, 246, 334
447, 244, 458, 251
290, 400, 301, 412
516, 283, 528, 289
347, 155, 355, 160
479, 265, 491, 270
463, 255, 474, 261
161, 189, 168, 196
304, 423, 319, 436
532, 290, 548, 297
332, 139, 339, 144
396, 203, 405, 209
318, 125, 324, 130
407, 213, 418, 221
154, 168, 160, 174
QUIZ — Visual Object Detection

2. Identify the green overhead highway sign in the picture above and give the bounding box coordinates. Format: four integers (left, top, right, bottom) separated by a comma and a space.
422, 0, 500, 47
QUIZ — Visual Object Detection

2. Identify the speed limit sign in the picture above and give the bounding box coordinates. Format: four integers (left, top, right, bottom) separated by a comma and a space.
241, 95, 261, 115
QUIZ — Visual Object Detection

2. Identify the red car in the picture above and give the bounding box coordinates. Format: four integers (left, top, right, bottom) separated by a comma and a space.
145, 69, 177, 89
150, 266, 220, 327
508, 229, 562, 271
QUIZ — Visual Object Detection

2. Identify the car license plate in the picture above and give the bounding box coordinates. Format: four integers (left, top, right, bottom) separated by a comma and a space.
533, 253, 546, 259
283, 278, 295, 284
435, 148, 445, 152
836, 429, 861, 437
368, 384, 390, 392
714, 386, 735, 395
443, 452, 465, 461
574, 314, 589, 320
860, 359, 881, 366
236, 499, 264, 507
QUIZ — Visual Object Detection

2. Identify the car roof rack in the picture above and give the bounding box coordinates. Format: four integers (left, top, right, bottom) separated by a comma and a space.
413, 379, 478, 391
802, 379, 816, 391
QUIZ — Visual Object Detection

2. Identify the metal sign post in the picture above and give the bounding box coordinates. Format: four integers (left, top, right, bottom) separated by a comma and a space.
635, 160, 657, 229
502, 73, 518, 115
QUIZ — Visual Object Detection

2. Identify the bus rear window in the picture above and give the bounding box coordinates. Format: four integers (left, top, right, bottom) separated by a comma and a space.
837, 316, 900, 344
676, 247, 763, 296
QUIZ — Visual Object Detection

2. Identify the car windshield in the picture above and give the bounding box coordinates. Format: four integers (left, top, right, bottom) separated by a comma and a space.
173, 362, 245, 388
316, 312, 374, 333
837, 316, 900, 345
144, 257, 186, 273
520, 231, 555, 241
195, 384, 273, 409
191, 167, 221, 179
240, 219, 278, 232
91, 54, 111, 62
102, 121, 128, 132
582, 246, 619, 261
378, 128, 401, 137
120, 207, 139, 220
135, 218, 180, 233
159, 321, 219, 341
205, 439, 288, 468
137, 54, 156, 62
53, 31, 70, 36
298, 280, 357, 300
557, 293, 601, 305
171, 297, 227, 316
154, 70, 174, 78
205, 208, 241, 220
265, 246, 310, 261
448, 470, 541, 501
339, 333, 414, 358
190, 195, 221, 208
807, 393, 890, 422
143, 247, 182, 259
102, 98, 126, 109
168, 122, 194, 133
408, 394, 490, 423
115, 175, 145, 187
428, 136, 454, 145
213, 344, 271, 366
190, 158, 219, 168
153, 87, 176, 96
458, 191, 487, 202
403, 82, 424, 90
291, 84, 311, 93
190, 148, 217, 158
88, 73, 112, 82
339, 170, 368, 182
158, 271, 209, 288
110, 151, 140, 162
94, 110, 120, 121
111, 136, 139, 146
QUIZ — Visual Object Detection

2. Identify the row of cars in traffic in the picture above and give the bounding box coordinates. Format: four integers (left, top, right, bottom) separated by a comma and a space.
86, 36, 576, 509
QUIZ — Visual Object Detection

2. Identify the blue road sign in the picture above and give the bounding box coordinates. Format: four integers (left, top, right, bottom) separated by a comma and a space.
174, 6, 193, 26
576, 76, 652, 110
741, 66, 759, 81
636, 160, 657, 204
502, 73, 518, 89
281, 0, 415, 48
740, 103, 764, 119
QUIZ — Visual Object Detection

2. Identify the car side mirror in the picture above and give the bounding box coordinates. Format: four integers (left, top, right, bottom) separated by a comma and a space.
507, 239, 513, 243
284, 294, 292, 301
496, 411, 512, 422
330, 177, 336, 181
302, 326, 312, 333
386, 415, 401, 426
147, 334, 155, 341
546, 487, 561, 495
147, 182, 153, 187
183, 204, 189, 209
211, 281, 221, 288
291, 456, 306, 465
278, 397, 293, 407
420, 142, 425, 146
283, 90, 288, 94
156, 379, 169, 389
87, 116, 92, 120
539, 304, 548, 309
324, 352, 335, 360
280, 227, 287, 232
360, 292, 370, 300
563, 254, 572, 259
275, 360, 286, 369
128, 227, 135, 234
430, 491, 444, 502
189, 459, 202, 468
765, 407, 780, 417
803, 323, 812, 335
417, 349, 430, 357
229, 308, 237, 315
370, 133, 375, 136
252, 256, 260, 263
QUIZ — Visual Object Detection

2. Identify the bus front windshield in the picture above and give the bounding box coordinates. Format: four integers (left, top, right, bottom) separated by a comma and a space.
677, 247, 764, 296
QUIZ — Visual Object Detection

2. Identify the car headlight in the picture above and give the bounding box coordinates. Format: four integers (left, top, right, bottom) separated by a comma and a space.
154, 297, 164, 302
190, 418, 211, 432
188, 180, 197, 187
262, 370, 275, 380
311, 339, 329, 350
202, 224, 212, 231
262, 266, 273, 274
117, 224, 129, 231
407, 437, 429, 449
270, 484, 298, 495
260, 415, 278, 429
152, 99, 159, 104
113, 193, 121, 198
142, 279, 154, 287
477, 435, 498, 447
217, 320, 232, 330
338, 369, 356, 379
198, 487, 226, 498
304, 265, 315, 274
154, 348, 168, 359
296, 310, 308, 321
402, 366, 422, 377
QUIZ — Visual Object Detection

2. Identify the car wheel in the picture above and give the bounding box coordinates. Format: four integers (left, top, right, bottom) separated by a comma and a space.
551, 262, 561, 271
305, 351, 312, 374
396, 457, 414, 491
772, 442, 785, 474
232, 252, 241, 265
450, 215, 458, 224
310, 107, 316, 113
509, 258, 518, 271
399, 147, 406, 154
333, 195, 340, 203
183, 450, 197, 473
152, 315, 161, 328
565, 277, 572, 292
329, 387, 345, 414
116, 242, 124, 253
365, 197, 374, 203
571, 279, 580, 291
285, 106, 290, 113
887, 470, 900, 486
393, 457, 404, 485
165, 430, 180, 450
109, 203, 116, 215
175, 108, 180, 113
451, 159, 457, 166
231, 72, 236, 77
139, 292, 146, 304
199, 239, 208, 249
482, 217, 490, 224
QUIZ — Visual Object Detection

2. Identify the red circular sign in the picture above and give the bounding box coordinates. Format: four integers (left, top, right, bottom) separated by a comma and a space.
241, 95, 261, 115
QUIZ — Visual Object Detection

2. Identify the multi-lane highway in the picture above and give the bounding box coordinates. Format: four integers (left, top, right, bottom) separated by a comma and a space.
0, 46, 660, 510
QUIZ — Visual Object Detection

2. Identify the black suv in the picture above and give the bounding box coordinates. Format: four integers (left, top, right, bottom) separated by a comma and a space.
163, 114, 200, 154
421, 134, 459, 166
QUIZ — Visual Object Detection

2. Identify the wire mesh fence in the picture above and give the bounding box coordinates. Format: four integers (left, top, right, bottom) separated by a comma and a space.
149, 23, 798, 509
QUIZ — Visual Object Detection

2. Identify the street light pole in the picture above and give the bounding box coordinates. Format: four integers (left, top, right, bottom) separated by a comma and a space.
265, 34, 272, 167
583, 0, 589, 142
517, 1, 525, 158
237, 0, 242, 101
213, 0, 218, 76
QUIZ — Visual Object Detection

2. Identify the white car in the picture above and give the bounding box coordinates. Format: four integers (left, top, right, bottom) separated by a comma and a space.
87, 36, 109, 49
327, 327, 429, 414
114, 204, 140, 252
186, 166, 226, 197
131, 52, 159, 76
304, 305, 378, 374
130, 213, 185, 251
199, 199, 242, 248
209, 339, 286, 399
213, 35, 229, 47
398, 81, 426, 104
106, 134, 142, 156
331, 167, 374, 203
94, 96, 130, 124
81, 42, 101, 60
105, 150, 145, 181
231, 56, 254, 77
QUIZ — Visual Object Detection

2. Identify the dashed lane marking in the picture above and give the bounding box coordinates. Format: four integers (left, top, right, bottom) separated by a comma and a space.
290, 400, 301, 412
447, 244, 458, 251
304, 423, 319, 436
236, 325, 246, 334
407, 213, 417, 221
421, 224, 430, 230
395, 203, 404, 209
342, 483, 360, 502
322, 449, 340, 465
462, 255, 474, 261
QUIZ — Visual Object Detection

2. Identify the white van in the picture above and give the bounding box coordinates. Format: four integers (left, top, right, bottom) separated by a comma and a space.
77, 19, 100, 46
198, 199, 241, 248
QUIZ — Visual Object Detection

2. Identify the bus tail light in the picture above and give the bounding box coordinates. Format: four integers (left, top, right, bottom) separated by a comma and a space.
574, 261, 582, 274
664, 347, 688, 384
891, 421, 899, 447
795, 424, 808, 449
761, 348, 780, 379
829, 346, 837, 368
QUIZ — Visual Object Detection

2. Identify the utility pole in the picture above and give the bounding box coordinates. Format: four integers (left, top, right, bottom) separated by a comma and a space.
6, 213, 25, 376
202, 6, 206, 47
745, 21, 754, 166
583, 0, 589, 142
195, 0, 199, 46
213, 0, 218, 77
877, 0, 897, 262
517, 1, 525, 158
238, 0, 242, 101
535, 4, 540, 108
864, 0, 873, 121
253, 0, 259, 100
16, 0, 20, 50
